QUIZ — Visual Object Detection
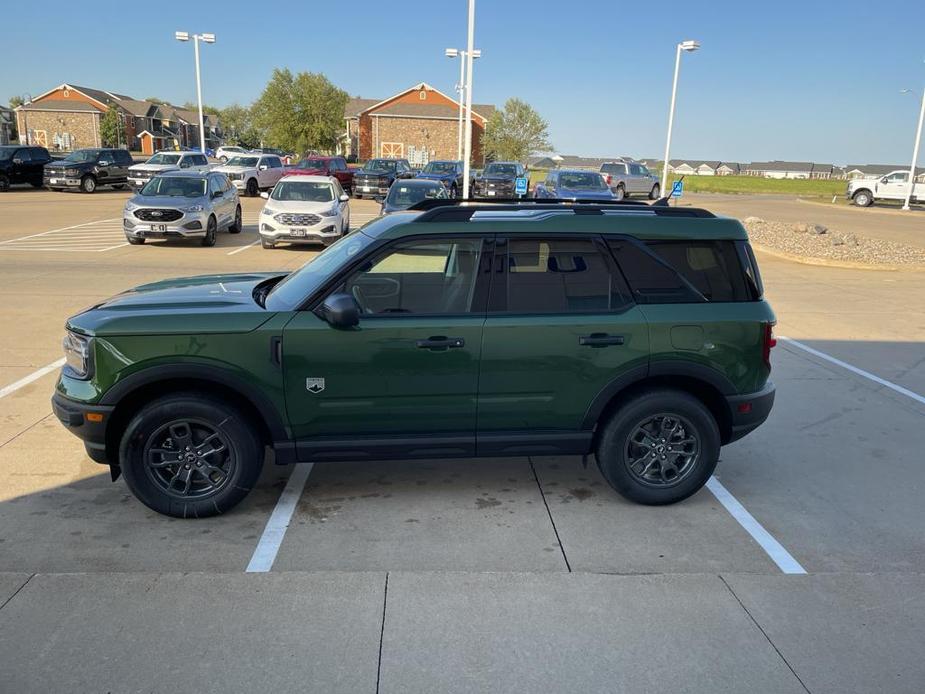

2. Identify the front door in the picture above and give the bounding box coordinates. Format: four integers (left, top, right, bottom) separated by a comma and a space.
878, 171, 910, 200
477, 236, 649, 441
282, 235, 491, 458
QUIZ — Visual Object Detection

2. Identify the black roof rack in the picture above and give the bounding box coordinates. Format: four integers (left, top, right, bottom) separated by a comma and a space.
408, 197, 715, 222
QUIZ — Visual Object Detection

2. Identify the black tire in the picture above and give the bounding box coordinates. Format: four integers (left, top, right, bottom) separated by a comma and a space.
649, 184, 661, 200
219, 156, 228, 164
261, 237, 276, 249
450, 184, 458, 199
30, 180, 44, 189
126, 236, 145, 245
80, 175, 97, 193
595, 389, 720, 505
119, 392, 264, 518
112, 183, 127, 190
245, 178, 259, 197
853, 189, 873, 207
229, 205, 242, 233
0, 175, 9, 192
613, 184, 625, 201
202, 216, 217, 246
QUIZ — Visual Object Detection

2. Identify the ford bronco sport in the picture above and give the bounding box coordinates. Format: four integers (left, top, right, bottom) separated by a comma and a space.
53, 198, 776, 518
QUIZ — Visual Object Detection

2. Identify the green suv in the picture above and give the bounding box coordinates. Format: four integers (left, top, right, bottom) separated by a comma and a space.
53, 199, 776, 518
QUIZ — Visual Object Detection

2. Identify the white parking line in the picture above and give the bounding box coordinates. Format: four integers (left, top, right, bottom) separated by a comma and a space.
706, 477, 806, 574
245, 463, 314, 572
780, 336, 925, 406
227, 240, 259, 256
0, 217, 126, 253
0, 358, 65, 400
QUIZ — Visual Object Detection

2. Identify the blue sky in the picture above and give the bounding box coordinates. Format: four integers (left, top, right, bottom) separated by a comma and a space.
3, 0, 923, 165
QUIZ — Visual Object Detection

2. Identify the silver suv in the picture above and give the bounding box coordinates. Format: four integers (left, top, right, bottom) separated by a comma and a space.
123, 171, 242, 247
600, 159, 661, 200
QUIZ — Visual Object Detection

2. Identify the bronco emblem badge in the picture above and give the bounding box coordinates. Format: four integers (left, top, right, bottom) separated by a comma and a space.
305, 377, 325, 394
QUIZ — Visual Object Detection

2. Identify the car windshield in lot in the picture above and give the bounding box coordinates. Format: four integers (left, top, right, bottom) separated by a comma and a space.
139, 176, 206, 198
265, 231, 376, 310
422, 161, 458, 174
62, 150, 101, 163
387, 182, 447, 207
295, 159, 328, 170
365, 160, 398, 172
0, 146, 18, 160
559, 172, 608, 189
226, 156, 260, 168
146, 153, 182, 165
484, 163, 517, 176
271, 180, 335, 203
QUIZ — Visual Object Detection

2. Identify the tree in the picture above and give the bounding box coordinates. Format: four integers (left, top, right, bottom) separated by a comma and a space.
220, 103, 261, 147
99, 107, 125, 147
182, 101, 222, 116
252, 68, 348, 154
480, 98, 552, 162
9, 95, 24, 108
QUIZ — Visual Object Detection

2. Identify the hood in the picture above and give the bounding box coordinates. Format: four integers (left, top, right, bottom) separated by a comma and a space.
285, 167, 326, 176
261, 198, 336, 213
416, 172, 453, 182
357, 168, 393, 176
556, 187, 615, 200
128, 193, 208, 207
67, 272, 286, 336
129, 163, 179, 173
213, 165, 255, 174
478, 174, 515, 183
45, 160, 87, 170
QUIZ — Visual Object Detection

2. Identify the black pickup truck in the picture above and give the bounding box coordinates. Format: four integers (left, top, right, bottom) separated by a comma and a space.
472, 161, 528, 198
0, 145, 53, 191
352, 158, 415, 199
43, 148, 135, 193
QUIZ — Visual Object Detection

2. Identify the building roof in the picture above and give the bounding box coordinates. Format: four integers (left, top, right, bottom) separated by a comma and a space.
345, 84, 495, 122
345, 98, 379, 118
845, 163, 908, 175
70, 84, 132, 104
745, 160, 814, 172
17, 99, 102, 113
116, 99, 158, 117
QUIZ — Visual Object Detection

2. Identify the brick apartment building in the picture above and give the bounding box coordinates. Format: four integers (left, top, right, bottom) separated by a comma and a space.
345, 82, 494, 165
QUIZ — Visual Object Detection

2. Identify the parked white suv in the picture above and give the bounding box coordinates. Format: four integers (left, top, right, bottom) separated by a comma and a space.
215, 145, 247, 163
600, 159, 661, 200
214, 154, 286, 197
258, 174, 350, 249
847, 170, 924, 207
127, 151, 210, 191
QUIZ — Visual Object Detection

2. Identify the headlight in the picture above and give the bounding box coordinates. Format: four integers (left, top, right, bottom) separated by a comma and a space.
262, 207, 277, 216
184, 204, 204, 212
62, 330, 92, 379
318, 205, 339, 217
65, 168, 79, 176
124, 201, 138, 212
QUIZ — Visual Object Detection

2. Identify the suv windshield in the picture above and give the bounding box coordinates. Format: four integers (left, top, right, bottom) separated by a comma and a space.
146, 153, 182, 165
139, 177, 206, 198
265, 232, 376, 310
296, 159, 328, 170
226, 156, 260, 168
558, 172, 607, 189
62, 150, 101, 163
271, 180, 335, 203
423, 162, 458, 174
386, 182, 447, 207
365, 160, 398, 173
484, 163, 517, 177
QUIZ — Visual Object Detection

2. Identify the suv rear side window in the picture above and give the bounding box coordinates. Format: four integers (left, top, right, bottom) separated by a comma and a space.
495, 238, 632, 314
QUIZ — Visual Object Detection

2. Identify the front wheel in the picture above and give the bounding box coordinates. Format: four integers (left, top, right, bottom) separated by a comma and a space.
613, 184, 625, 201
228, 205, 242, 233
853, 190, 873, 207
119, 393, 264, 518
112, 183, 127, 190
245, 178, 259, 197
649, 184, 661, 200
595, 389, 720, 505
0, 175, 9, 192
126, 235, 145, 245
201, 216, 217, 246
80, 175, 97, 193
261, 237, 276, 249
450, 184, 458, 199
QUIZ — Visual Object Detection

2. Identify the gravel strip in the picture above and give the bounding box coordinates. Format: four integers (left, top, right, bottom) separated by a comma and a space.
743, 217, 925, 267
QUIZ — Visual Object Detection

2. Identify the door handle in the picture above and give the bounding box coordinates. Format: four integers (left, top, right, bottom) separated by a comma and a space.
579, 333, 625, 347
416, 336, 465, 350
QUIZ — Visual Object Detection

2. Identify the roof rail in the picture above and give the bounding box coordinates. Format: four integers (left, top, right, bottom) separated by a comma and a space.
408, 197, 715, 222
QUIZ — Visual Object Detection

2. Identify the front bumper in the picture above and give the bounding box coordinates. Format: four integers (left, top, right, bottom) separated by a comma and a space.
354, 179, 390, 197
724, 380, 775, 443
52, 392, 114, 464
128, 176, 154, 190
123, 209, 208, 238
43, 174, 82, 188
260, 219, 341, 245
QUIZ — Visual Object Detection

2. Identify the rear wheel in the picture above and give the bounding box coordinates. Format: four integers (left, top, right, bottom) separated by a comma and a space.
228, 205, 242, 233
613, 184, 625, 201
119, 393, 264, 518
80, 175, 97, 193
853, 189, 873, 207
595, 389, 719, 505
245, 178, 259, 197
202, 216, 217, 246
649, 183, 661, 200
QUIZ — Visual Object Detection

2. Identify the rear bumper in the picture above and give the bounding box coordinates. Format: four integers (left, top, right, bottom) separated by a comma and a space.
724, 380, 775, 444
52, 392, 114, 464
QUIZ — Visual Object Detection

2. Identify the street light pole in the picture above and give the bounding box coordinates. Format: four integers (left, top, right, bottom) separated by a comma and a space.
457, 52, 466, 161
461, 0, 476, 199
175, 31, 215, 154
660, 40, 700, 200
902, 85, 925, 211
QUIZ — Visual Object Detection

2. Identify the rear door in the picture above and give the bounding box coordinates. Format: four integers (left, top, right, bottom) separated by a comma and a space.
477, 235, 649, 449
282, 235, 492, 457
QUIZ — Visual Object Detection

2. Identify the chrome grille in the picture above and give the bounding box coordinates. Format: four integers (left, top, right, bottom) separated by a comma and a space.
135, 208, 183, 222
275, 213, 321, 226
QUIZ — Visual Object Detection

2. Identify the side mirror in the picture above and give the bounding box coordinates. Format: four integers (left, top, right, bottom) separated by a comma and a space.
339, 193, 349, 202
320, 293, 359, 329
881, 177, 890, 184
99, 161, 111, 167
211, 190, 222, 199
12, 158, 22, 165
259, 165, 268, 171
260, 191, 270, 199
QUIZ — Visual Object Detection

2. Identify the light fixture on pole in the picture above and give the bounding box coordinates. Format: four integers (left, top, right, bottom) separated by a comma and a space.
660, 39, 700, 200
446, 47, 481, 162
900, 86, 925, 211
175, 31, 216, 154
461, 0, 477, 199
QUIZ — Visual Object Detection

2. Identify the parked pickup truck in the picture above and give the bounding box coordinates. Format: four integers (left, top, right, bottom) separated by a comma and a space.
600, 158, 661, 200
847, 170, 924, 207
127, 151, 211, 191
282, 155, 354, 193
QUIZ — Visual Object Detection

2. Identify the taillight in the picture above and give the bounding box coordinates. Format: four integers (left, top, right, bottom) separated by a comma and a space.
605, 174, 612, 185
762, 322, 777, 370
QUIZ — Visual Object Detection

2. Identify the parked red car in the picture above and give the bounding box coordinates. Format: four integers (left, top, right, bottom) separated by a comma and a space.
281, 156, 353, 193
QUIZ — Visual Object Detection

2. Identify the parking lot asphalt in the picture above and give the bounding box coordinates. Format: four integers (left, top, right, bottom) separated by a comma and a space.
1, 190, 924, 692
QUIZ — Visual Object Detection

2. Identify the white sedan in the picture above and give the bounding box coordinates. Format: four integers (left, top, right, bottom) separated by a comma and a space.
213, 154, 285, 197
258, 175, 351, 249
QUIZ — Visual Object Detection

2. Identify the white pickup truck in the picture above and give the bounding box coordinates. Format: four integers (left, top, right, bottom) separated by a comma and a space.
847, 170, 924, 207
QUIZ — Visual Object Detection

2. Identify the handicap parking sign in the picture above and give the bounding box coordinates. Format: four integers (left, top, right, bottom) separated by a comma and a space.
671, 180, 683, 197
515, 177, 528, 196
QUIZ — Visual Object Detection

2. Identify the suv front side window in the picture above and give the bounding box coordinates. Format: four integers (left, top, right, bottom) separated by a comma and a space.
342, 238, 486, 316
14, 149, 31, 162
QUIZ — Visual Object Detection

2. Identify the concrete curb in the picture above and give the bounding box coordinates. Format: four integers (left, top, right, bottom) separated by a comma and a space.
750, 242, 925, 272
796, 196, 925, 217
